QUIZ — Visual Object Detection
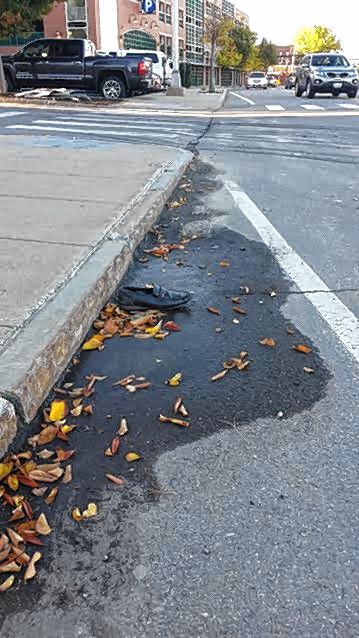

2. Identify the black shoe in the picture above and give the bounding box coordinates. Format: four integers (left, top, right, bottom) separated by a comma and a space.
116, 284, 192, 311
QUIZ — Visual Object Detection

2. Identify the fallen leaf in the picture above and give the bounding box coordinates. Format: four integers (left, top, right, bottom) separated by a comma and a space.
179, 404, 189, 417
106, 474, 125, 486
12, 451, 32, 461
70, 405, 83, 417
0, 562, 21, 574
240, 286, 251, 294
62, 465, 72, 484
0, 575, 15, 592
125, 385, 137, 393
303, 367, 315, 374
113, 375, 135, 387
0, 462, 14, 482
111, 438, 120, 455
45, 487, 59, 505
82, 503, 97, 519
22, 500, 33, 520
35, 513, 52, 536
145, 321, 162, 335
164, 321, 181, 332
36, 450, 55, 460
167, 373, 182, 387
25, 536, 44, 546
211, 370, 228, 382
56, 449, 75, 462
260, 338, 276, 347
159, 414, 190, 428
28, 470, 58, 483
286, 326, 295, 335
233, 306, 247, 316
72, 357, 80, 365
10, 546, 30, 565
207, 307, 221, 316
24, 551, 42, 582
38, 426, 59, 446
118, 419, 128, 436
56, 430, 69, 443
124, 452, 142, 463
167, 197, 187, 209
103, 317, 120, 336
132, 382, 151, 390
82, 334, 105, 351
293, 344, 312, 354
173, 397, 183, 414
6, 528, 23, 547
231, 297, 240, 303
71, 507, 82, 522
49, 400, 67, 422
219, 259, 230, 267
6, 475, 19, 492
9, 507, 24, 522
32, 487, 48, 497
83, 405, 93, 415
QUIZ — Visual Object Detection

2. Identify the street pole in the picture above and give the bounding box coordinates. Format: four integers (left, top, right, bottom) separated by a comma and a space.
166, 0, 185, 94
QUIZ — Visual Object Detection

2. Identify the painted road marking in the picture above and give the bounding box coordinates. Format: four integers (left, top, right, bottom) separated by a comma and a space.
50, 114, 197, 127
225, 181, 359, 364
300, 104, 324, 110
229, 91, 256, 106
0, 111, 26, 118
338, 103, 359, 109
265, 105, 285, 111
32, 119, 196, 136
6, 124, 185, 141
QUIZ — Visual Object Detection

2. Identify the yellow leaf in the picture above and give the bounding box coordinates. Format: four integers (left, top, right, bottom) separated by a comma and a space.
82, 503, 97, 519
219, 259, 230, 267
82, 334, 105, 351
0, 575, 15, 592
0, 462, 14, 482
61, 425, 77, 434
167, 372, 182, 387
124, 452, 142, 463
6, 474, 19, 492
293, 344, 312, 354
49, 399, 67, 422
71, 507, 83, 522
24, 551, 42, 583
35, 513, 52, 536
145, 321, 162, 335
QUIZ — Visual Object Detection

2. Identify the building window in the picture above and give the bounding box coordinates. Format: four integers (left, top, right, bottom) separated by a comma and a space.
165, 4, 172, 24
179, 38, 184, 59
124, 30, 157, 49
159, 35, 166, 53
166, 36, 172, 56
159, 2, 165, 22
179, 9, 184, 27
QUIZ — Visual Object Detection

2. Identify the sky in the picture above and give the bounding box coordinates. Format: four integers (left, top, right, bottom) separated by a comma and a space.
238, 0, 359, 59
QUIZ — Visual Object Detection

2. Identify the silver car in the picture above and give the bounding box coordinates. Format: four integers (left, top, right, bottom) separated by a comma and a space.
295, 53, 358, 99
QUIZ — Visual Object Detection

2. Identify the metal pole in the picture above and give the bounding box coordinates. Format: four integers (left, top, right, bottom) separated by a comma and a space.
171, 0, 181, 87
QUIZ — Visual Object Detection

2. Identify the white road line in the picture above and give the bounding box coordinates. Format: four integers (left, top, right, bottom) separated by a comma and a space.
229, 91, 256, 106
6, 123, 184, 140
225, 180, 359, 364
32, 119, 195, 136
300, 104, 324, 110
0, 111, 26, 118
50, 115, 197, 128
338, 103, 359, 110
265, 104, 285, 111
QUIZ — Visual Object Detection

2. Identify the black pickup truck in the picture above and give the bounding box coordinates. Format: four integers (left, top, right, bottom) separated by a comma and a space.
1, 38, 152, 99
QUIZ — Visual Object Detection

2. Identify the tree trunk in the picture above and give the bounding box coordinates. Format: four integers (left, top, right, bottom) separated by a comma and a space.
0, 56, 7, 94
209, 36, 216, 93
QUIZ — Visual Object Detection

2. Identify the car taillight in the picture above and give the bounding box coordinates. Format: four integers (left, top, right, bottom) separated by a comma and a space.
138, 61, 148, 76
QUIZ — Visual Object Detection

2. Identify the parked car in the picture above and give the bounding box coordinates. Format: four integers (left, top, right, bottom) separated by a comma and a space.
295, 53, 358, 98
1, 38, 153, 99
267, 75, 277, 87
246, 72, 268, 89
117, 49, 172, 88
285, 74, 297, 89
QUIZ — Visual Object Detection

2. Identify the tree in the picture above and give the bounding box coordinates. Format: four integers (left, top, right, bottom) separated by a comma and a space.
258, 38, 277, 69
243, 46, 261, 72
216, 26, 242, 69
203, 11, 233, 92
294, 25, 341, 55
230, 23, 257, 70
0, 1, 55, 93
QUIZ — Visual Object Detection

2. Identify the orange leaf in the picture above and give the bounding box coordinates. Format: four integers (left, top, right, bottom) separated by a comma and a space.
259, 338, 276, 347
164, 321, 181, 332
106, 474, 125, 486
293, 344, 312, 354
56, 449, 75, 462
207, 307, 221, 315
38, 426, 59, 445
49, 400, 67, 422
82, 334, 105, 351
83, 404, 93, 415
111, 438, 120, 455
158, 414, 190, 428
45, 487, 59, 505
124, 452, 142, 463
233, 306, 246, 316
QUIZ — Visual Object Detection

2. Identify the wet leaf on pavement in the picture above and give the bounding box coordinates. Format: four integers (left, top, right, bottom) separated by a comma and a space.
82, 503, 97, 519
303, 367, 315, 373
0, 463, 14, 482
167, 373, 182, 387
159, 414, 190, 428
118, 419, 128, 436
36, 450, 55, 460
45, 488, 59, 505
106, 474, 125, 486
260, 338, 276, 347
233, 306, 247, 316
37, 426, 59, 446
49, 400, 67, 422
124, 452, 142, 463
293, 344, 312, 354
62, 465, 72, 484
24, 551, 42, 583
164, 321, 181, 332
219, 260, 230, 267
211, 370, 228, 382
82, 334, 105, 351
70, 405, 83, 417
71, 508, 83, 522
35, 513, 52, 536
207, 307, 221, 315
0, 575, 15, 592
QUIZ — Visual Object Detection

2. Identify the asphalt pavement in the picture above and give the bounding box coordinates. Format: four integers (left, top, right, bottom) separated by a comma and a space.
0, 90, 358, 637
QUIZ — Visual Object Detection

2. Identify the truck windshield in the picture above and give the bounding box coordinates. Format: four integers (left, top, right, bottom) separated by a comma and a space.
311, 55, 350, 67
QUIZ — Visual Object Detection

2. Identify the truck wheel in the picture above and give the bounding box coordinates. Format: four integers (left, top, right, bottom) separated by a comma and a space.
306, 80, 316, 99
295, 82, 304, 97
347, 89, 357, 98
101, 76, 126, 100
4, 73, 14, 93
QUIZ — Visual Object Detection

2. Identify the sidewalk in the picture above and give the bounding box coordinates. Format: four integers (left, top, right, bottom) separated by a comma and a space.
0, 135, 191, 451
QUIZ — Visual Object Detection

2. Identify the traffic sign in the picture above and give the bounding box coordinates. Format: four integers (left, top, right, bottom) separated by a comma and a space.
141, 0, 156, 13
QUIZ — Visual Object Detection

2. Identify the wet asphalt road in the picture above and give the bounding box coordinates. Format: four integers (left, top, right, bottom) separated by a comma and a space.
0, 98, 359, 637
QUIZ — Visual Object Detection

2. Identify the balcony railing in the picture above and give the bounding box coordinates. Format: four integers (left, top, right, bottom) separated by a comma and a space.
0, 32, 44, 47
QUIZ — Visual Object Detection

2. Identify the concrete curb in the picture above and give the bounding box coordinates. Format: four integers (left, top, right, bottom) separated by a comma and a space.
0, 148, 192, 455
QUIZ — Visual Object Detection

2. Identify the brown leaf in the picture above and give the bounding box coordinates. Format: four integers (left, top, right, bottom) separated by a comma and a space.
0, 562, 21, 573
32, 487, 48, 497
158, 414, 190, 428
106, 474, 125, 486
0, 548, 10, 563
36, 449, 55, 460
303, 367, 315, 374
233, 306, 247, 316
293, 344, 312, 354
70, 405, 83, 417
10, 546, 30, 565
49, 400, 67, 423
9, 507, 24, 522
164, 321, 181, 332
117, 419, 128, 436
35, 513, 52, 536
207, 306, 221, 316
111, 438, 120, 455
18, 476, 39, 489
173, 397, 183, 414
113, 375, 135, 387
12, 451, 32, 461
56, 430, 69, 443
211, 370, 228, 382
103, 317, 120, 336
22, 500, 33, 520
124, 452, 142, 463
62, 465, 72, 484
45, 487, 59, 505
6, 528, 23, 547
28, 470, 58, 483
259, 338, 276, 347
0, 575, 15, 591
71, 507, 83, 522
25, 536, 44, 546
56, 449, 75, 462
24, 551, 42, 582
231, 297, 241, 303
37, 426, 59, 446
219, 259, 230, 267
83, 404, 93, 415
6, 475, 19, 492
132, 382, 151, 390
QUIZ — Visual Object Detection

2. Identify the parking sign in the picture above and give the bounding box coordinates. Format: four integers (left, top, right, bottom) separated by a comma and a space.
141, 0, 156, 13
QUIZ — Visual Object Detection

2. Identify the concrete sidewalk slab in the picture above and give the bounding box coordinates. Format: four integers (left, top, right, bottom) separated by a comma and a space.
0, 135, 192, 452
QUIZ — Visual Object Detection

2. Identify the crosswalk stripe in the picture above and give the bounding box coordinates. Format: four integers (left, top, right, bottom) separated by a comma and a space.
50, 114, 197, 128
338, 103, 359, 110
0, 111, 26, 118
6, 123, 187, 140
33, 118, 196, 136
300, 104, 324, 110
265, 104, 285, 111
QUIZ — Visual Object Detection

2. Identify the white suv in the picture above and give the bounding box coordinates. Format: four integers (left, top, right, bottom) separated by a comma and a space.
246, 72, 268, 89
